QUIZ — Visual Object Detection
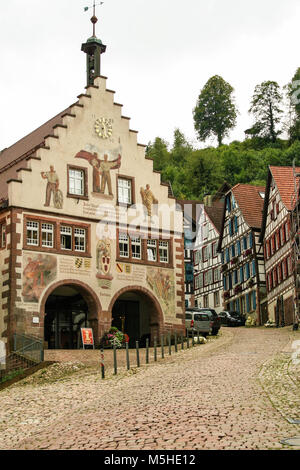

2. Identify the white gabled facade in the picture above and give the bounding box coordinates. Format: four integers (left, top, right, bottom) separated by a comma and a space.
193, 208, 223, 313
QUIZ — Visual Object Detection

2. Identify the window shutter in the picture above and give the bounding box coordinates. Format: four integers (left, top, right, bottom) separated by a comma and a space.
240, 267, 244, 283
243, 237, 247, 250
221, 251, 224, 264
234, 216, 238, 233
249, 232, 253, 248
229, 219, 233, 236
246, 263, 250, 280
252, 260, 256, 277
237, 240, 241, 256
223, 275, 227, 290
226, 248, 230, 263
246, 293, 250, 313
252, 291, 256, 310
229, 273, 232, 289
234, 270, 238, 284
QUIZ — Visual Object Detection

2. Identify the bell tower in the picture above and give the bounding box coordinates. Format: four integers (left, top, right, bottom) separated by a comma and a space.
81, 2, 106, 86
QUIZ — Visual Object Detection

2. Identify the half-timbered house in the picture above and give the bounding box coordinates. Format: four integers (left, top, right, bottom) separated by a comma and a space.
218, 185, 267, 324
259, 166, 299, 326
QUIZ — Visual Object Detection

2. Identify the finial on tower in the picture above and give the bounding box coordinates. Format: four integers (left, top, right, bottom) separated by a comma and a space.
84, 1, 104, 37
82, 1, 106, 86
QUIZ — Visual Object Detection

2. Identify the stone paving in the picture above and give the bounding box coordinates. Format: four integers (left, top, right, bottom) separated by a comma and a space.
0, 327, 299, 450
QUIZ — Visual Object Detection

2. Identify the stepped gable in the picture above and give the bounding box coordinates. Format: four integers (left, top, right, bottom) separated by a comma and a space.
232, 184, 265, 230
270, 166, 300, 211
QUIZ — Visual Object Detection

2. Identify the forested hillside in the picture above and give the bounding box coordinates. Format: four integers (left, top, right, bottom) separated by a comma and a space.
146, 70, 300, 201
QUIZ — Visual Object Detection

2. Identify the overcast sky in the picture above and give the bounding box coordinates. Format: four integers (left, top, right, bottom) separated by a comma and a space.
1, 0, 300, 151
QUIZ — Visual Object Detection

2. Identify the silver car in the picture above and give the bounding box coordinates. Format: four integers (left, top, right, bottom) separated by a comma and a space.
185, 310, 212, 337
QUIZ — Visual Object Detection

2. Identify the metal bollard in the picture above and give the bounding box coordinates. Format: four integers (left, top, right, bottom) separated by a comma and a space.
197, 328, 200, 345
192, 331, 195, 347
113, 343, 117, 375
187, 331, 190, 349
161, 335, 165, 359
146, 338, 149, 364
100, 348, 105, 379
181, 334, 184, 350
154, 336, 157, 362
126, 342, 130, 371
168, 333, 171, 356
175, 332, 178, 353
136, 341, 140, 367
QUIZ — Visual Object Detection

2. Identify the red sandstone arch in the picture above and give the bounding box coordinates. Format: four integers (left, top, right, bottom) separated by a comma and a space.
40, 279, 102, 344
108, 285, 165, 341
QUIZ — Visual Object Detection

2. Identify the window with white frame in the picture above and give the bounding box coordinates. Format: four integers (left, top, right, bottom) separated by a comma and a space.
159, 241, 169, 263
61, 226, 72, 250
1, 223, 6, 248
118, 178, 132, 205
147, 239, 157, 261
214, 291, 220, 307
69, 169, 84, 196
202, 245, 208, 262
27, 221, 39, 246
74, 228, 86, 252
213, 267, 221, 283
131, 237, 141, 259
41, 223, 54, 248
119, 233, 129, 258
212, 243, 217, 258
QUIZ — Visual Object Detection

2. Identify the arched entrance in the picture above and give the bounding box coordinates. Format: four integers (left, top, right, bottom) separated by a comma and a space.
109, 287, 164, 348
41, 280, 101, 350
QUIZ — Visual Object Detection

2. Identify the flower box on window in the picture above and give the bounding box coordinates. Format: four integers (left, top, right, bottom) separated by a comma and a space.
247, 278, 255, 288
231, 257, 238, 265
234, 284, 242, 294
243, 249, 252, 258
223, 291, 230, 299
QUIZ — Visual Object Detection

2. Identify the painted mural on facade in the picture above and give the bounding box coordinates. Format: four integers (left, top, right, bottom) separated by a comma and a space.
22, 254, 57, 303
41, 166, 63, 209
146, 268, 175, 316
75, 145, 122, 196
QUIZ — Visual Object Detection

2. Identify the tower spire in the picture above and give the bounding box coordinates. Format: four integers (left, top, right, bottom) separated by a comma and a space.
82, 2, 106, 86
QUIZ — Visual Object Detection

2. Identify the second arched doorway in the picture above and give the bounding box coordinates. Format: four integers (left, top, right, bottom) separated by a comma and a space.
109, 287, 164, 347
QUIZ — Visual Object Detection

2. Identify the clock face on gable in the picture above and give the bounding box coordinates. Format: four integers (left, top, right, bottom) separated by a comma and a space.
94, 117, 113, 139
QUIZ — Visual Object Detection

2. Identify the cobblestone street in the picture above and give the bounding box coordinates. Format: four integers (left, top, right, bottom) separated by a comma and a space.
0, 327, 299, 450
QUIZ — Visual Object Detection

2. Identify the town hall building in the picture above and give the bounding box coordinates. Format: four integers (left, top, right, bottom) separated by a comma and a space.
0, 16, 185, 352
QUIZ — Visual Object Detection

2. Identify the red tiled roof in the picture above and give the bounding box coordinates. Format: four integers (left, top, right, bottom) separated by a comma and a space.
270, 166, 300, 211
0, 106, 71, 171
232, 184, 265, 229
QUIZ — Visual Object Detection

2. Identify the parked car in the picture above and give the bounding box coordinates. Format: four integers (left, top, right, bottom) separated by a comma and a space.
219, 311, 246, 327
185, 310, 212, 337
197, 308, 222, 335
227, 311, 246, 326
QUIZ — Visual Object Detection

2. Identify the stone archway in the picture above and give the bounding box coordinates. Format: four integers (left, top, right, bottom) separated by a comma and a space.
108, 286, 165, 346
40, 280, 102, 349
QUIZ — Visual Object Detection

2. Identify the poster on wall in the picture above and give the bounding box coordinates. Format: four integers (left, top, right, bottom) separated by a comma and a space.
81, 328, 95, 349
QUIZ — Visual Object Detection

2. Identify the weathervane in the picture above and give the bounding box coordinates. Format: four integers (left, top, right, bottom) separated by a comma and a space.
84, 1, 104, 37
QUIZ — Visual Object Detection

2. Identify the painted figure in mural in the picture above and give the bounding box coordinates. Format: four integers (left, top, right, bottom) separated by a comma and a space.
140, 184, 158, 219
22, 255, 57, 303
41, 166, 63, 209
75, 149, 121, 196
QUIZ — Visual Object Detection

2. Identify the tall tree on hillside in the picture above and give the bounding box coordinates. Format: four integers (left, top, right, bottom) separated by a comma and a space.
193, 75, 238, 147
284, 68, 300, 142
248, 81, 283, 143
146, 137, 170, 172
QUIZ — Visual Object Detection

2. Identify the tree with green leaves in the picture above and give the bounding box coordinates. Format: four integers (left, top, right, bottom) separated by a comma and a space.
193, 75, 238, 147
248, 81, 283, 143
284, 68, 300, 142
